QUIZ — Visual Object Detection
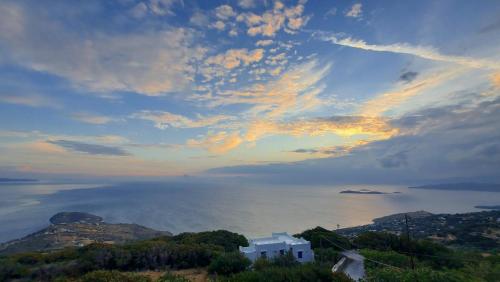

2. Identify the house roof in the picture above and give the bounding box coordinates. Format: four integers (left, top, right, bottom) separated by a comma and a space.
250, 232, 309, 246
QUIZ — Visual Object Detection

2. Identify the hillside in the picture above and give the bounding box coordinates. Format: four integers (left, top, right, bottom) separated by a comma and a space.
0, 211, 499, 281
0, 212, 171, 255
337, 210, 500, 250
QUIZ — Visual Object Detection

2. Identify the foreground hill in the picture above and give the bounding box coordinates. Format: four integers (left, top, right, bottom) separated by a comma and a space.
0, 211, 499, 281
0, 212, 171, 255
337, 210, 500, 250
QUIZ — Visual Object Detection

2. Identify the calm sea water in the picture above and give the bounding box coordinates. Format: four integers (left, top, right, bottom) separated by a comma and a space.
1, 181, 499, 243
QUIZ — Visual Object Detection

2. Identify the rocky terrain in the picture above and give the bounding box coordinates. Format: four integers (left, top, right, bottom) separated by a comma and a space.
0, 212, 171, 254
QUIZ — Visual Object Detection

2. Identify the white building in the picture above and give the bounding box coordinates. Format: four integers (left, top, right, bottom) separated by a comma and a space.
239, 232, 314, 263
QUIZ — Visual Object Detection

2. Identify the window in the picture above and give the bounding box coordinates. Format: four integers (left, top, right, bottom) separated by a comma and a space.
279, 249, 285, 255
298, 251, 303, 259
260, 251, 267, 258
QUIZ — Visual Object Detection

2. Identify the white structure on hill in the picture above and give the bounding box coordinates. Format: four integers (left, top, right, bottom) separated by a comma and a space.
239, 232, 314, 263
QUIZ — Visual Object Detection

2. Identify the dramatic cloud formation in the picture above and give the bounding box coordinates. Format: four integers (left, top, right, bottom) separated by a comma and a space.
244, 117, 397, 143
47, 140, 130, 156
1, 0, 499, 180
211, 60, 329, 118
209, 97, 500, 184
0, 3, 205, 95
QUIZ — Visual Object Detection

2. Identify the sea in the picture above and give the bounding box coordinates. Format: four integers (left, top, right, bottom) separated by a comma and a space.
1, 180, 499, 243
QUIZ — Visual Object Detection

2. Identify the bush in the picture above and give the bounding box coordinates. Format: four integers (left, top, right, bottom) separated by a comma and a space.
366, 267, 468, 282
361, 249, 411, 269
315, 248, 341, 263
271, 251, 299, 268
172, 230, 248, 252
208, 252, 251, 275
295, 227, 351, 250
219, 263, 347, 282
252, 257, 272, 271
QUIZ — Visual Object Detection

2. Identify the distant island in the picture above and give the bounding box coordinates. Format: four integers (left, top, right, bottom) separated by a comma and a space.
409, 182, 500, 192
475, 205, 500, 210
0, 178, 38, 183
340, 189, 400, 194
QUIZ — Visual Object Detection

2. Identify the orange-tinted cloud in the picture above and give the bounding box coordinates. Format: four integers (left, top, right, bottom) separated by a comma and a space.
491, 72, 500, 88
359, 68, 465, 117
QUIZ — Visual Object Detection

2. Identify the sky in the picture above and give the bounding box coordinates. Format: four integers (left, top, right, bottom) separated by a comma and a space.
0, 0, 499, 183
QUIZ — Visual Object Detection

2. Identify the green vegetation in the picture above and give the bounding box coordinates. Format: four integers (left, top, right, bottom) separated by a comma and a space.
0, 224, 498, 281
295, 226, 351, 250
356, 232, 500, 281
218, 263, 352, 282
208, 252, 251, 275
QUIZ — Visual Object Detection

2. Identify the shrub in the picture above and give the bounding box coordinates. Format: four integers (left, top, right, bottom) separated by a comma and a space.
271, 251, 299, 268
295, 227, 351, 250
366, 267, 468, 282
208, 252, 251, 275
314, 248, 341, 263
219, 263, 346, 282
172, 230, 248, 252
252, 257, 272, 271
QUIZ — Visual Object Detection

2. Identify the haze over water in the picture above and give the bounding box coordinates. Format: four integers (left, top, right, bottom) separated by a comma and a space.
1, 181, 498, 243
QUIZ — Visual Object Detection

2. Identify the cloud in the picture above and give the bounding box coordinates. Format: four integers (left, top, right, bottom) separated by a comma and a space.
0, 2, 205, 95
478, 18, 500, 34
256, 40, 274, 47
345, 3, 362, 18
359, 68, 465, 117
187, 131, 243, 154
201, 48, 265, 81
491, 72, 500, 88
188, 115, 396, 155
237, 1, 309, 37
378, 150, 409, 168
130, 2, 148, 18
324, 7, 337, 18
211, 20, 226, 30
0, 92, 59, 108
215, 5, 236, 20
208, 97, 500, 184
211, 59, 330, 118
72, 112, 117, 125
399, 71, 418, 83
148, 0, 180, 16
290, 140, 370, 157
47, 140, 130, 156
322, 35, 500, 70
131, 111, 231, 129
245, 116, 397, 143
238, 0, 255, 9
190, 11, 210, 26
205, 48, 264, 69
